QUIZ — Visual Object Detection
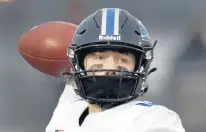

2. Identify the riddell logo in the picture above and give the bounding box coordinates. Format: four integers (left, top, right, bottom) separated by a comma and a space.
99, 35, 121, 41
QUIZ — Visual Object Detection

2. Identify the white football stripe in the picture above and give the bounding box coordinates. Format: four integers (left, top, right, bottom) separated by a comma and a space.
101, 8, 107, 35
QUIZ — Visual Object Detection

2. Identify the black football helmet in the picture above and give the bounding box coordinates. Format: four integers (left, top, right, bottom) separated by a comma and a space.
65, 8, 157, 106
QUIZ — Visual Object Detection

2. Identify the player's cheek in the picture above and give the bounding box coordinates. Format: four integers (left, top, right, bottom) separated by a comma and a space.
94, 71, 107, 76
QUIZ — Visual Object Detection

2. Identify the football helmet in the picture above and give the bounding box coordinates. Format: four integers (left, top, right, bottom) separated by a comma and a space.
66, 8, 157, 106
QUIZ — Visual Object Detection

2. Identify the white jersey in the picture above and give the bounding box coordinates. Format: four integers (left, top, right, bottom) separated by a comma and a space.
46, 84, 185, 132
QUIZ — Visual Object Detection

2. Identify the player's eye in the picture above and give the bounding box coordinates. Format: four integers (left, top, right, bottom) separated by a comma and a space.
118, 58, 128, 63
95, 55, 105, 60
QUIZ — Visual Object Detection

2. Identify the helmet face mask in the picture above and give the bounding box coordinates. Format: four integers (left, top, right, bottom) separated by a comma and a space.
66, 8, 157, 106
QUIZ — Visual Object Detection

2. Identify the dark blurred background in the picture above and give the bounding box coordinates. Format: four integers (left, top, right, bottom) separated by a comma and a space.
1, 0, 206, 131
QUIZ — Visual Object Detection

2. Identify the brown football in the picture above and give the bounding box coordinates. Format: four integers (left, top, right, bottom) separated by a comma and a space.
18, 21, 77, 77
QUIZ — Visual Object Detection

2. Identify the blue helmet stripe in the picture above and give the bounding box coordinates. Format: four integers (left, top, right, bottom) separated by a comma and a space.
106, 8, 115, 35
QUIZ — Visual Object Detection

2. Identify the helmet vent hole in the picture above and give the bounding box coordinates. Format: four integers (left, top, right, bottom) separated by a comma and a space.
134, 30, 141, 35
78, 29, 86, 35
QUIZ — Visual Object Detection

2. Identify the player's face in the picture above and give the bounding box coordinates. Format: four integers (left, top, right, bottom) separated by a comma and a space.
84, 51, 135, 75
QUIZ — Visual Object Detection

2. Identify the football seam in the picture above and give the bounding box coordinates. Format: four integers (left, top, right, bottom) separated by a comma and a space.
19, 50, 68, 61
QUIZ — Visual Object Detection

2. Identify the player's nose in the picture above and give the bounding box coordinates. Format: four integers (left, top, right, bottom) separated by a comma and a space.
104, 57, 119, 75
105, 70, 118, 75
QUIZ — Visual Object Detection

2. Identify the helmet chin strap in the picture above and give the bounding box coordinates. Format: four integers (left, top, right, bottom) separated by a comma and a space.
148, 67, 157, 75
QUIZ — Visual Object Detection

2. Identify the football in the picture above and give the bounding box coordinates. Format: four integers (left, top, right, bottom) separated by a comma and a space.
18, 21, 77, 77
